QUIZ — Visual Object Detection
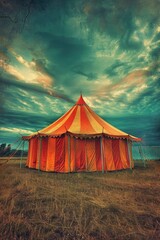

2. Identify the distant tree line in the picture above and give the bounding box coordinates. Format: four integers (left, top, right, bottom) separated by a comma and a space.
0, 143, 27, 157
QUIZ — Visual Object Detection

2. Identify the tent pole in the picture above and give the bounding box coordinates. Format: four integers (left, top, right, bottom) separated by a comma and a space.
68, 134, 71, 172
100, 136, 104, 173
20, 140, 24, 168
127, 138, 132, 170
38, 137, 42, 172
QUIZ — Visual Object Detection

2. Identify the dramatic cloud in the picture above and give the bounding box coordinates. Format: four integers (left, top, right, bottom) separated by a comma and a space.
0, 0, 160, 146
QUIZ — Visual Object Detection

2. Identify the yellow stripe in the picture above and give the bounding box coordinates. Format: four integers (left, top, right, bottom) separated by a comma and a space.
40, 106, 76, 134
68, 106, 81, 133
119, 140, 129, 168
84, 106, 103, 133
100, 118, 127, 135
86, 105, 128, 135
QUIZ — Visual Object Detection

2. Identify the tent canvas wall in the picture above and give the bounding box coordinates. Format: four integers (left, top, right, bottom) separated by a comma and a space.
23, 95, 141, 172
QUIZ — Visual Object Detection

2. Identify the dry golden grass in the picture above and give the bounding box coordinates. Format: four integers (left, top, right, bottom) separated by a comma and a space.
0, 159, 160, 240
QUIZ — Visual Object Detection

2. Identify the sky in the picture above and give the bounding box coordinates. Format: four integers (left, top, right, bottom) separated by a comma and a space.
0, 0, 160, 147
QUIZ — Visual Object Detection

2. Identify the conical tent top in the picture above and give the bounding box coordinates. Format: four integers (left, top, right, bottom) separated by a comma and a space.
76, 94, 86, 105
22, 94, 141, 142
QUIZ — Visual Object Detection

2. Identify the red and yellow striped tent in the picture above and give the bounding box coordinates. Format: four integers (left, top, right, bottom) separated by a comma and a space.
23, 95, 141, 172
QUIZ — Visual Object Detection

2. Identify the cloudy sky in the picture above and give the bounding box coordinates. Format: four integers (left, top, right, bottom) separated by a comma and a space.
0, 0, 160, 147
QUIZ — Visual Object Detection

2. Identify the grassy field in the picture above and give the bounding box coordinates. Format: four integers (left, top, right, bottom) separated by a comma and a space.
0, 159, 160, 240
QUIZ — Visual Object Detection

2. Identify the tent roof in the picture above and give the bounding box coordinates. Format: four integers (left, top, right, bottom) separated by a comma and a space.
23, 95, 141, 141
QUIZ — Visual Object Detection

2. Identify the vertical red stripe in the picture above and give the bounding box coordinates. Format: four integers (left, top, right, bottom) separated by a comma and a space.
54, 136, 65, 172
40, 138, 48, 170
29, 137, 38, 168
75, 139, 86, 171
95, 138, 102, 171
64, 135, 69, 172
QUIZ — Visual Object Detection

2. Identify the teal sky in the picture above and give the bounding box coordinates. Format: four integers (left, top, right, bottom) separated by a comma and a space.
0, 0, 160, 146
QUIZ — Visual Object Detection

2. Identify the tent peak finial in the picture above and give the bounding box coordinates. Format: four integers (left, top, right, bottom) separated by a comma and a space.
76, 94, 86, 105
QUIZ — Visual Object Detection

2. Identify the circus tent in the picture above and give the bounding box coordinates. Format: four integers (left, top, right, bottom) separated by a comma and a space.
22, 95, 141, 172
